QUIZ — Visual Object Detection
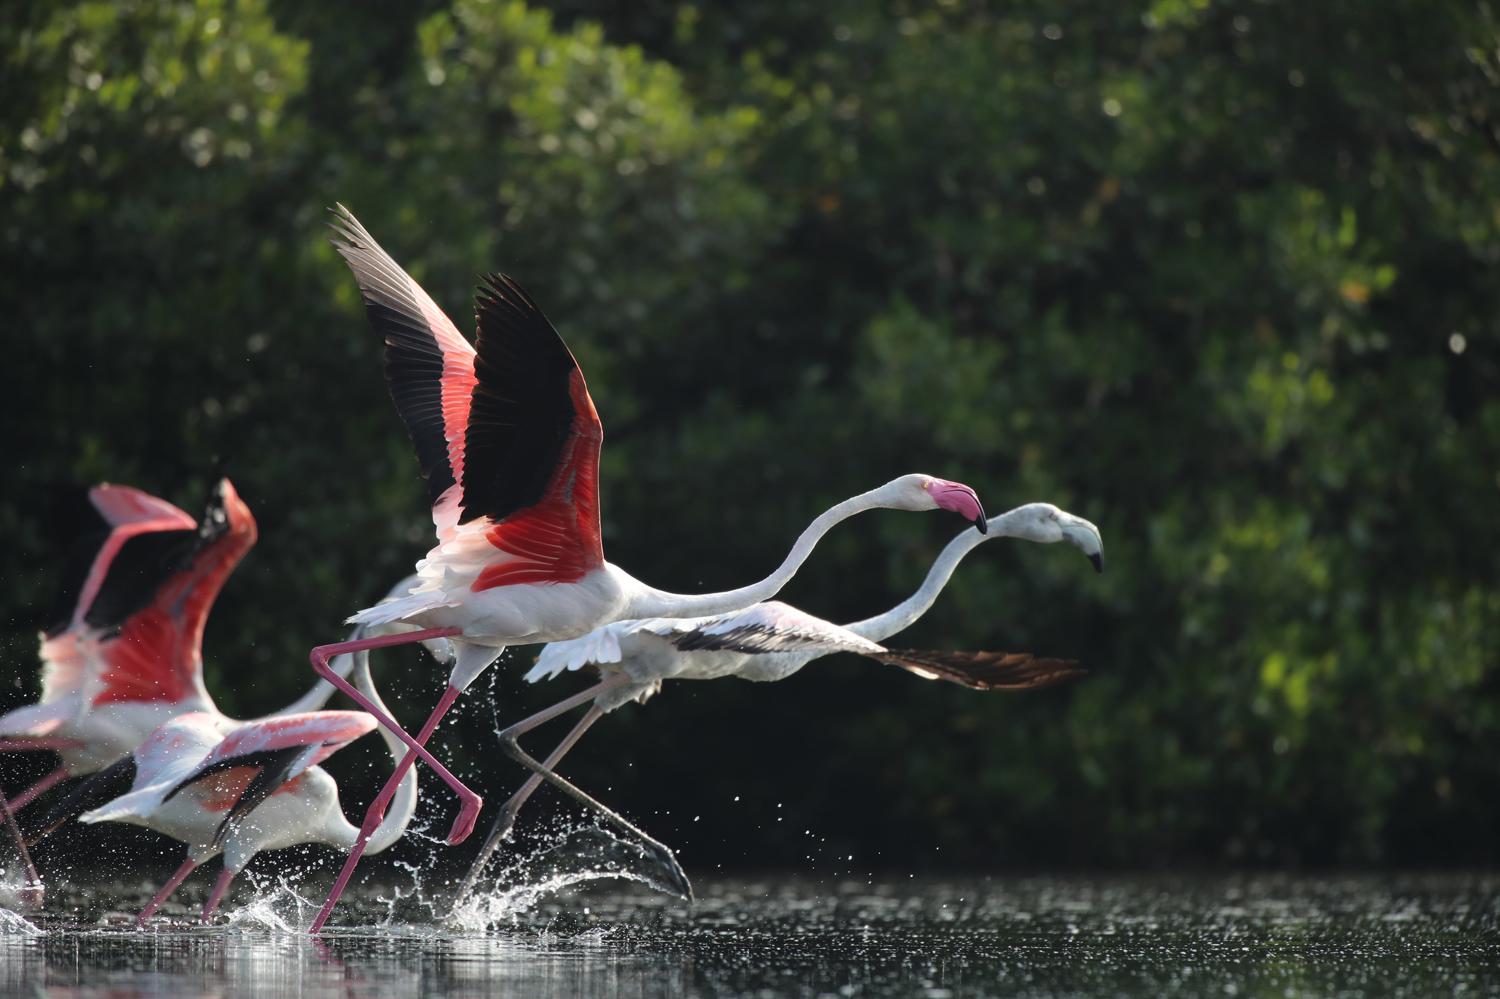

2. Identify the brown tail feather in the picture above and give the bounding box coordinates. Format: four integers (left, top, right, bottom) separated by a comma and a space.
875, 649, 1085, 691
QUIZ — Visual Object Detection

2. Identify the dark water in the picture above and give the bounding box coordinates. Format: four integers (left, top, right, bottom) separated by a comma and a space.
1, 872, 1497, 997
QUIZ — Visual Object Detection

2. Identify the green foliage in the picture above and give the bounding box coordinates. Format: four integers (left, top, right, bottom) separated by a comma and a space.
3, 0, 1498, 871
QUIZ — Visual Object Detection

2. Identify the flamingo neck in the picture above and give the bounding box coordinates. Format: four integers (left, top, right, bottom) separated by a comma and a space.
841, 509, 1023, 641
620, 486, 895, 619
269, 653, 356, 717
350, 651, 418, 855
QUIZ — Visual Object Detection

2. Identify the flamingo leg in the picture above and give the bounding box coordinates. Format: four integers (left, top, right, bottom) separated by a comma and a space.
0, 738, 83, 753
138, 858, 197, 925
309, 628, 481, 841
310, 681, 467, 933
8, 767, 70, 813
453, 681, 626, 906
495, 724, 693, 901
0, 791, 42, 906
201, 867, 235, 923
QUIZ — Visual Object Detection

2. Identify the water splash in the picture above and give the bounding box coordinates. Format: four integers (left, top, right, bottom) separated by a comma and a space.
448, 865, 658, 933
444, 820, 683, 933
0, 906, 41, 937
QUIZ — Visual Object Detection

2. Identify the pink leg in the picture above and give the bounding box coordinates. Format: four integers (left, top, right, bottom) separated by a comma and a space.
310, 628, 481, 842
9, 767, 70, 813
310, 683, 468, 933
138, 858, 197, 925
201, 867, 235, 923
0, 738, 82, 753
0, 791, 42, 906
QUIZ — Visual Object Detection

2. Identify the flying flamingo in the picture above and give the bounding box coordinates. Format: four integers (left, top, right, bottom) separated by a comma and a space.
307, 206, 989, 929
453, 501, 1103, 902
32, 641, 416, 925
0, 480, 359, 816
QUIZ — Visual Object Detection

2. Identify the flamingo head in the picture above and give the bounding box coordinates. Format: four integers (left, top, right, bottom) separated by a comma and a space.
889, 475, 988, 532
198, 478, 258, 551
994, 503, 1104, 572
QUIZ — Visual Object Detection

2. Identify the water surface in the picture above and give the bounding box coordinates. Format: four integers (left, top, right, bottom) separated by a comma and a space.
1, 872, 1495, 997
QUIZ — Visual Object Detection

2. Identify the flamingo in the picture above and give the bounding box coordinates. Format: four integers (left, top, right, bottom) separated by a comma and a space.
31, 641, 416, 925
0, 480, 358, 815
0, 480, 247, 813
453, 501, 1103, 901
307, 206, 990, 929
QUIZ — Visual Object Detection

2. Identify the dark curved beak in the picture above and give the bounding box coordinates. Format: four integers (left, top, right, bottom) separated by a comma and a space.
973, 501, 988, 534
1089, 552, 1104, 574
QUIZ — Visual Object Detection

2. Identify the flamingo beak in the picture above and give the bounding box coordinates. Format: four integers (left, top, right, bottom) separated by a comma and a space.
930, 481, 987, 532
1089, 552, 1104, 573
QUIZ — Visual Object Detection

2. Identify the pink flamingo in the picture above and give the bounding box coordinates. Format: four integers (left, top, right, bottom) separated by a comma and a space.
1, 480, 358, 816
0, 480, 248, 814
34, 643, 415, 925
308, 206, 989, 929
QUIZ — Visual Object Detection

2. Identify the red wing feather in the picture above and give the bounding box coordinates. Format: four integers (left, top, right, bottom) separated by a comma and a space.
468, 277, 604, 589
89, 480, 257, 706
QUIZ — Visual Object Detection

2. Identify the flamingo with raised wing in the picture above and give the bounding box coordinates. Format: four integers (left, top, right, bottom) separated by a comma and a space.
0, 481, 246, 813
32, 642, 416, 925
307, 206, 989, 929
453, 502, 1103, 902
1, 480, 360, 815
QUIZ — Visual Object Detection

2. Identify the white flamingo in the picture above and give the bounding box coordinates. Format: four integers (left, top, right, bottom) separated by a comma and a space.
307, 206, 990, 929
33, 637, 416, 925
454, 501, 1102, 901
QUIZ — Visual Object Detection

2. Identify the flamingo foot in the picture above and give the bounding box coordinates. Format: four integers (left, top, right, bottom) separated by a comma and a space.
446, 791, 483, 846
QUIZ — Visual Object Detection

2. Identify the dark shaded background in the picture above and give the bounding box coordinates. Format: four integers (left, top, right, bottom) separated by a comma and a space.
3, 0, 1499, 878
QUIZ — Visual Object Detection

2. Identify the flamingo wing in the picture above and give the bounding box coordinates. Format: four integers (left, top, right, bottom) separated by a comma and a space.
42, 484, 196, 639
86, 480, 257, 707
25, 753, 139, 845
33, 712, 223, 838
873, 649, 1086, 691
328, 205, 478, 536
653, 603, 887, 658
162, 710, 376, 846
466, 274, 605, 587
34, 483, 195, 706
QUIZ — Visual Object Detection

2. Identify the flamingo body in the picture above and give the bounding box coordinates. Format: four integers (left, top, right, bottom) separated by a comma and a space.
51, 641, 418, 923
310, 205, 990, 928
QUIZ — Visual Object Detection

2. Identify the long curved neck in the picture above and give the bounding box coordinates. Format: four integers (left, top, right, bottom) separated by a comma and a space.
842, 510, 1025, 641
350, 650, 418, 855
271, 653, 355, 717
621, 485, 898, 619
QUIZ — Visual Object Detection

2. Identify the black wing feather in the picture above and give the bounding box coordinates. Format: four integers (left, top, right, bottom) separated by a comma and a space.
329, 207, 459, 507
671, 623, 810, 655
25, 756, 137, 847
876, 650, 1086, 691
164, 745, 312, 849
464, 273, 584, 524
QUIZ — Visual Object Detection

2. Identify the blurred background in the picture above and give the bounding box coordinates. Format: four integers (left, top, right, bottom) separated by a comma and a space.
2, 0, 1498, 876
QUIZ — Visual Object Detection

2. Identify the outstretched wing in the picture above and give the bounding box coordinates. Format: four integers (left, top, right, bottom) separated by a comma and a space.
467, 274, 605, 588
329, 205, 479, 538
86, 479, 257, 706
661, 603, 887, 658
163, 711, 376, 846
36, 484, 198, 707
875, 649, 1086, 691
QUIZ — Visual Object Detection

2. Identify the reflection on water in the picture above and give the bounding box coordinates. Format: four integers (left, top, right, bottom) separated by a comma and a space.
1, 873, 1497, 997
